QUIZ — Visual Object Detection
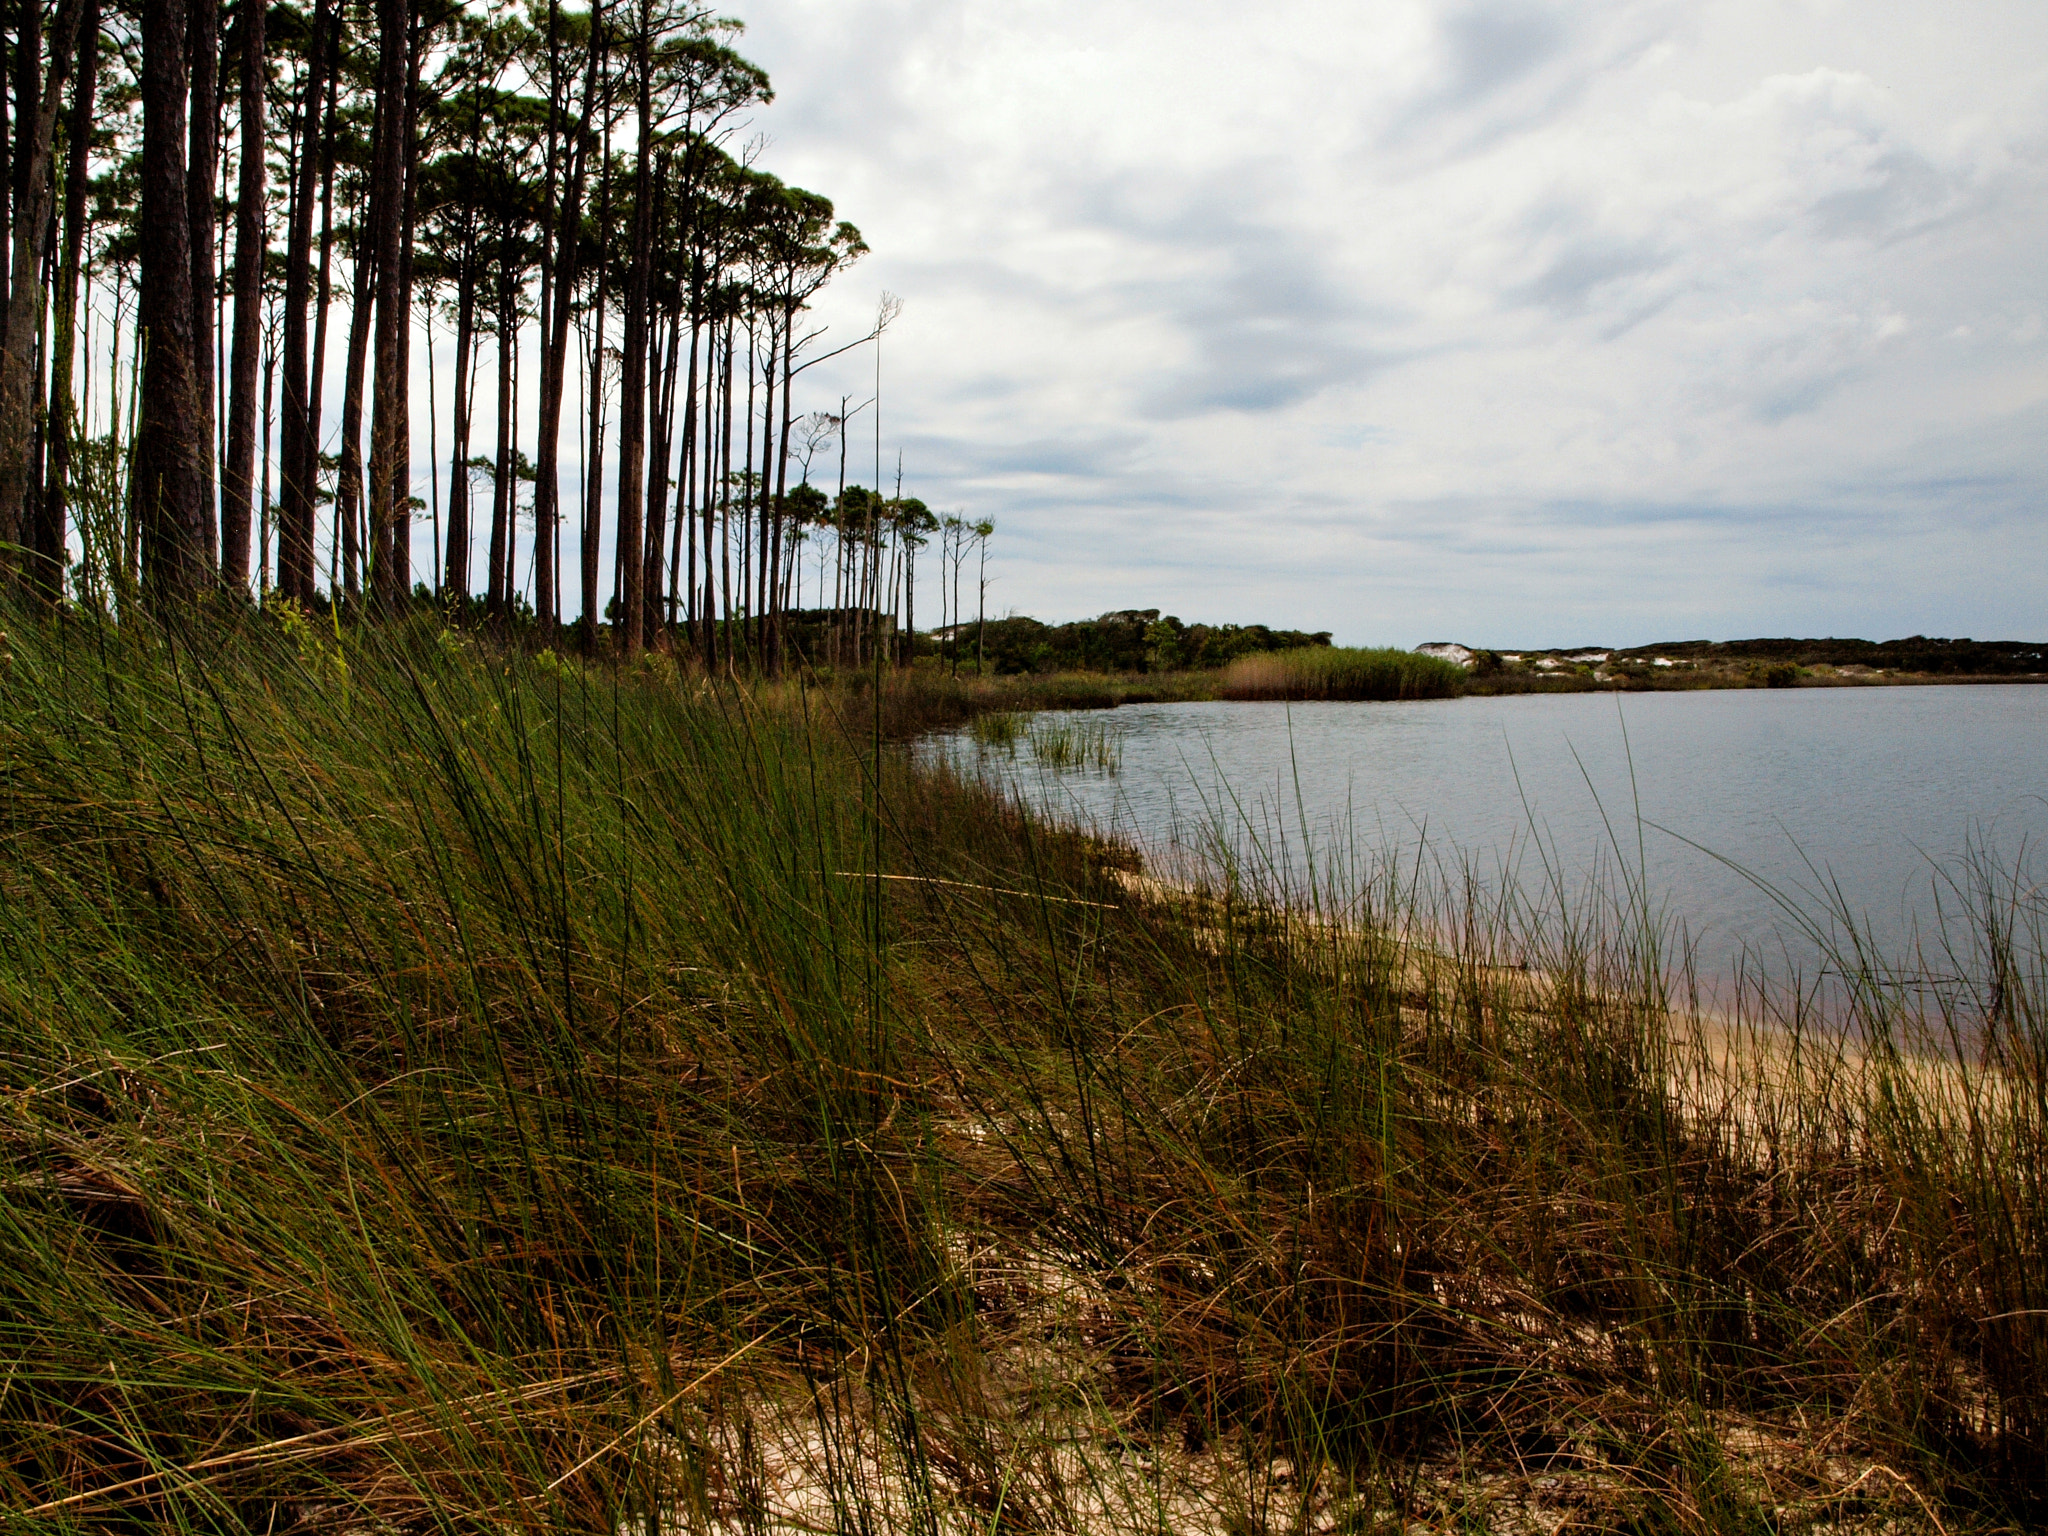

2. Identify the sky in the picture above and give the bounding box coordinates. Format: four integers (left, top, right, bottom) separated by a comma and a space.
720, 0, 2048, 648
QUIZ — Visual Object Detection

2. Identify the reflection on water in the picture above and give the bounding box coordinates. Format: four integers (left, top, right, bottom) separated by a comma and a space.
923, 684, 2048, 992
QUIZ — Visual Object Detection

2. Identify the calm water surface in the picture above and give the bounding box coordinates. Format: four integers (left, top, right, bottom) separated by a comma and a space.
927, 685, 2048, 985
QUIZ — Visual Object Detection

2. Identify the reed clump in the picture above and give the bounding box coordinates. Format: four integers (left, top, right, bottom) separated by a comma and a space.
1026, 715, 1121, 773
0, 603, 2041, 1533
1218, 644, 1465, 701
968, 708, 1025, 750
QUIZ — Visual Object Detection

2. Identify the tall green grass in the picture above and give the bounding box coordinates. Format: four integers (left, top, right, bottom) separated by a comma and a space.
1218, 645, 1465, 701
0, 603, 2040, 1532
1026, 716, 1121, 774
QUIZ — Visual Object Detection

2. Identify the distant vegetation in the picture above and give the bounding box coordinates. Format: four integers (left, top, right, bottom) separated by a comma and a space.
1219, 645, 1466, 701
958, 608, 1332, 675
1416, 635, 2048, 694
1632, 635, 2047, 674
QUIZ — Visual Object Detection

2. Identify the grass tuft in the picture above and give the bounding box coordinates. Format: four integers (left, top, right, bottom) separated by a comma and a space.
1027, 716, 1121, 774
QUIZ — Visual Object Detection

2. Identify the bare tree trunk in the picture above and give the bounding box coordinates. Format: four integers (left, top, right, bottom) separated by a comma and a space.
532, 0, 559, 628
717, 314, 734, 658
1, 0, 40, 365
187, 0, 219, 570
833, 400, 848, 666
364, 0, 409, 614
903, 529, 916, 664
668, 310, 698, 639
0, 19, 13, 313
388, 9, 421, 607
579, 104, 614, 648
541, 0, 602, 643
580, 282, 608, 641
307, 63, 337, 587
35, 0, 93, 599
644, 288, 680, 646
276, 0, 329, 601
220, 0, 263, 592
486, 265, 514, 613
753, 318, 774, 663
0, 0, 83, 573
259, 309, 275, 589
135, 0, 209, 598
701, 309, 721, 660
768, 304, 796, 670
612, 2, 652, 656
336, 180, 373, 603
738, 329, 757, 650
443, 229, 475, 598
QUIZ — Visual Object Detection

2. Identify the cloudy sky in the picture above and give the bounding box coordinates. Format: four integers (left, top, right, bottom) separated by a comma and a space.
728, 0, 2048, 647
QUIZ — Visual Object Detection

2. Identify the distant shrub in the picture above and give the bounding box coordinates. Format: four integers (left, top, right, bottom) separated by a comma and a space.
1217, 646, 1465, 702
967, 610, 1333, 675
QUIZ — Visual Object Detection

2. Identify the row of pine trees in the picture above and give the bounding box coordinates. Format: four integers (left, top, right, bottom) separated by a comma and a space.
0, 0, 967, 666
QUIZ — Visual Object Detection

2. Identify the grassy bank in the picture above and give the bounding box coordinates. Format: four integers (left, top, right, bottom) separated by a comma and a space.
1218, 645, 1466, 702
1, 606, 2043, 1532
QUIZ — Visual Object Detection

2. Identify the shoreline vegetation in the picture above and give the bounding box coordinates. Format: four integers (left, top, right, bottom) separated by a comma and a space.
834, 637, 2047, 732
850, 610, 2048, 717
4, 605, 2043, 1532
5, 0, 2037, 1521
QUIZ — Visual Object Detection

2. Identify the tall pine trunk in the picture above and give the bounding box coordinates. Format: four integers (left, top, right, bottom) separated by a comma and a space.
389, 10, 421, 603
1, 0, 40, 368
275, 0, 329, 600
753, 318, 775, 663
668, 310, 698, 638
0, 0, 84, 574
443, 227, 475, 597
579, 95, 614, 648
580, 273, 608, 642
336, 178, 373, 603
486, 262, 514, 613
716, 313, 734, 660
645, 285, 681, 644
307, 64, 337, 590
187, 0, 218, 569
531, 0, 560, 627
0, 1, 22, 328
135, 0, 209, 597
221, 0, 263, 591
35, 0, 93, 598
541, 0, 602, 642
613, 4, 652, 655
768, 303, 796, 670
364, 0, 410, 613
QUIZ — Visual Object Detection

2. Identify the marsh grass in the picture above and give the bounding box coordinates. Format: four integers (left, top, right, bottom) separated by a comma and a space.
0, 603, 2041, 1533
1026, 716, 1121, 774
968, 709, 1024, 750
1218, 645, 1465, 702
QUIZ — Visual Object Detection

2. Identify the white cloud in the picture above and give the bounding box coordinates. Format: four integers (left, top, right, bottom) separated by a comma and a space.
735, 0, 2048, 644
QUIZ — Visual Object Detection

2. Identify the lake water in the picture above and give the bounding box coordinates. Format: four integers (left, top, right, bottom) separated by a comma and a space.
925, 685, 2048, 994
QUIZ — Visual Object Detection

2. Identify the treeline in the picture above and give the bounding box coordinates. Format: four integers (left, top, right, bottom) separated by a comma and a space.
959, 608, 1333, 675
0, 0, 928, 668
1613, 635, 2048, 676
